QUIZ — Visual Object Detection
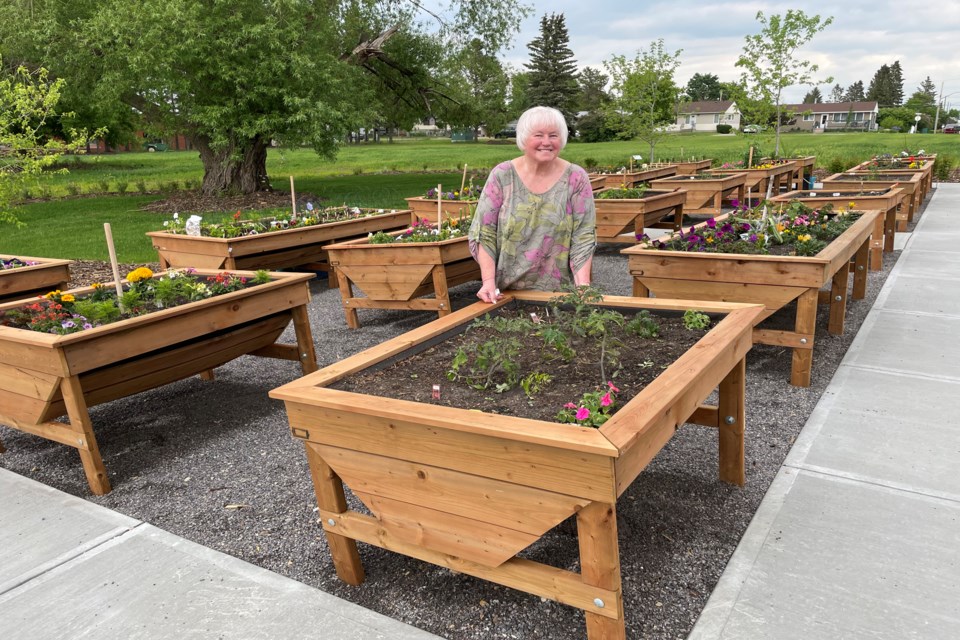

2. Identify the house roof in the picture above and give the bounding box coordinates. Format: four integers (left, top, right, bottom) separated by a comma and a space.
783, 101, 878, 114
680, 100, 735, 114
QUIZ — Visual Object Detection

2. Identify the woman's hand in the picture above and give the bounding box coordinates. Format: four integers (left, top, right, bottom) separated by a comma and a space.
477, 279, 502, 303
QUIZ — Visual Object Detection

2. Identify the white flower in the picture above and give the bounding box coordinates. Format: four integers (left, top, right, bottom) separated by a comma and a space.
377, 208, 384, 213
163, 221, 169, 226
173, 212, 179, 220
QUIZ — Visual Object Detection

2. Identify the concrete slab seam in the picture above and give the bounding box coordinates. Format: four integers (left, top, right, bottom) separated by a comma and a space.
781, 368, 849, 468
786, 463, 960, 506
686, 466, 801, 640
0, 523, 148, 604
842, 360, 960, 384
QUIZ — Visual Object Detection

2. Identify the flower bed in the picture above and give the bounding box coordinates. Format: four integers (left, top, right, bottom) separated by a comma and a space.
624, 205, 883, 386
146, 207, 413, 276
820, 172, 924, 231
848, 156, 935, 201
648, 172, 747, 214
0, 254, 71, 304
269, 290, 763, 640
593, 187, 687, 242
771, 188, 904, 270
763, 155, 816, 190
589, 164, 678, 188
404, 185, 480, 221
648, 159, 712, 174
707, 160, 796, 199
325, 218, 479, 328
0, 268, 317, 494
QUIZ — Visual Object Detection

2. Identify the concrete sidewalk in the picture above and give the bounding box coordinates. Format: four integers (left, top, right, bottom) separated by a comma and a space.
689, 183, 960, 639
0, 469, 439, 639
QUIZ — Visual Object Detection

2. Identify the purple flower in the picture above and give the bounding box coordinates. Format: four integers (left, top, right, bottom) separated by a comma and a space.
741, 222, 752, 231
62, 320, 75, 329
706, 218, 717, 229
730, 199, 740, 208
749, 234, 758, 243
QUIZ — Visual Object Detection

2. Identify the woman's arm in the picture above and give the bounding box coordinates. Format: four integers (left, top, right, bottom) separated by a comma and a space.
567, 167, 597, 282
469, 163, 509, 302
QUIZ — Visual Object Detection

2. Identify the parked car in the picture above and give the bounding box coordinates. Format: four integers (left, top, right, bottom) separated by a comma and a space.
144, 141, 168, 152
943, 123, 960, 134
742, 124, 764, 134
493, 127, 517, 139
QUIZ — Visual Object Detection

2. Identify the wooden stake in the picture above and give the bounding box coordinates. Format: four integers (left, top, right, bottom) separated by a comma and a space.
437, 183, 443, 229
103, 223, 125, 300
629, 157, 634, 172
748, 146, 754, 169
290, 176, 297, 220
460, 165, 468, 194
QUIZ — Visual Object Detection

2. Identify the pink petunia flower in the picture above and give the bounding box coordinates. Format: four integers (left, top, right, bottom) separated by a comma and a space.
575, 407, 590, 421
563, 402, 577, 409
607, 381, 620, 393
600, 393, 612, 407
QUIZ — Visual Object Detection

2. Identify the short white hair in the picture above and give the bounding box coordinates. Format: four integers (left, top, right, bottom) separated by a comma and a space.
516, 106, 568, 151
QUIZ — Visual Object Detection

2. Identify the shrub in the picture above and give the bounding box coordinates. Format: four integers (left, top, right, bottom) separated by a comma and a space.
65, 183, 81, 196
933, 154, 957, 181
115, 180, 129, 195
97, 178, 111, 193
716, 124, 733, 134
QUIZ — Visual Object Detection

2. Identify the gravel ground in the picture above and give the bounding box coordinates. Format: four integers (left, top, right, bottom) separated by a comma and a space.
0, 204, 913, 639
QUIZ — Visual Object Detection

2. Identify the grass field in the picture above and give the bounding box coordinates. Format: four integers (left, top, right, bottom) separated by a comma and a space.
2, 131, 955, 262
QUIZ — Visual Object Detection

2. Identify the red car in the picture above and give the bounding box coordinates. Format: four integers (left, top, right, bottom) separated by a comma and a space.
943, 124, 960, 134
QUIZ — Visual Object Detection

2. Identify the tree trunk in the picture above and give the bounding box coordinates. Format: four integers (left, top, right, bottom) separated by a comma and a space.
195, 135, 271, 196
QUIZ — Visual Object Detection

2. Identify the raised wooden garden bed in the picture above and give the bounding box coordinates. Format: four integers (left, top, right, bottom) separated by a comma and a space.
707, 160, 797, 199
590, 164, 678, 188
820, 172, 924, 231
589, 175, 605, 191
269, 291, 764, 640
771, 187, 903, 270
0, 270, 318, 495
650, 159, 712, 175
594, 188, 687, 242
773, 155, 816, 190
0, 255, 71, 304
146, 210, 413, 279
849, 156, 935, 197
649, 172, 747, 214
325, 233, 480, 328
623, 208, 882, 387
405, 196, 477, 220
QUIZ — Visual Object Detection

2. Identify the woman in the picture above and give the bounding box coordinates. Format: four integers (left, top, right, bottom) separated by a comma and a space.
469, 106, 596, 303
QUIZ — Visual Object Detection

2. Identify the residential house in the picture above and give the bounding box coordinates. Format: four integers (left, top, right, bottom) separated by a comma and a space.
675, 100, 741, 132
781, 101, 879, 132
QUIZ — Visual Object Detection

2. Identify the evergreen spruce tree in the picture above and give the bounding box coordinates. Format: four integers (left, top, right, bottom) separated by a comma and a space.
918, 76, 937, 99
525, 13, 579, 125
866, 64, 893, 106
829, 83, 844, 102
844, 80, 865, 102
802, 87, 823, 103
889, 60, 905, 106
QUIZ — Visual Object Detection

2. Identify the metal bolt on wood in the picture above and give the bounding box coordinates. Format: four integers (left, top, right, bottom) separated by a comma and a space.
835, 295, 843, 301
327, 519, 336, 526
724, 416, 735, 425
593, 598, 605, 608
800, 338, 807, 344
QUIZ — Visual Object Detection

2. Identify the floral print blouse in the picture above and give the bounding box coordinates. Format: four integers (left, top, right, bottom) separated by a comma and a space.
468, 161, 596, 291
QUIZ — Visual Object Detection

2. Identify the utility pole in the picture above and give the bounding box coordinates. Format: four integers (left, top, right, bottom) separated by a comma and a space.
933, 81, 945, 133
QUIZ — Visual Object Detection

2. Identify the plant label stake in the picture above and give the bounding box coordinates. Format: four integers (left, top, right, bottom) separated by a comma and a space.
103, 223, 125, 303
290, 176, 297, 222
460, 164, 468, 194
432, 384, 441, 399
437, 183, 442, 229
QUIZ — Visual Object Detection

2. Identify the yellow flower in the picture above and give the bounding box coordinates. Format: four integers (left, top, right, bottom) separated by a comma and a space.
126, 267, 154, 283
849, 201, 856, 209
706, 236, 715, 244
92, 282, 103, 289
44, 290, 61, 299
60, 294, 75, 303
776, 223, 786, 232
797, 234, 812, 242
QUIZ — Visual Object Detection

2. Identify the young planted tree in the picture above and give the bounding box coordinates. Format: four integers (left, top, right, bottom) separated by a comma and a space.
603, 39, 682, 161
524, 13, 580, 125
0, 0, 529, 196
735, 9, 833, 155
0, 60, 100, 226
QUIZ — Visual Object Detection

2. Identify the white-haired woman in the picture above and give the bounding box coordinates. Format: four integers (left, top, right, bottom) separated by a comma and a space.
468, 105, 596, 303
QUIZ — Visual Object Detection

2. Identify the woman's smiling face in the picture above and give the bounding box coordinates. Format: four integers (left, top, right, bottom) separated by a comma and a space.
522, 124, 562, 164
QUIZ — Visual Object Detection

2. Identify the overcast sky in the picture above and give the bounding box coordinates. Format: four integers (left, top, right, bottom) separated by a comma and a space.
499, 0, 960, 105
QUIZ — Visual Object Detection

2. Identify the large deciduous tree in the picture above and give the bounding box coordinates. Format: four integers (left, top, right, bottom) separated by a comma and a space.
0, 0, 528, 196
685, 73, 723, 101
524, 13, 580, 125
603, 39, 682, 161
735, 9, 833, 155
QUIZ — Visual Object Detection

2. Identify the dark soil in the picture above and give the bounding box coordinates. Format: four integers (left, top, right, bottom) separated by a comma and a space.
139, 189, 319, 215
333, 301, 705, 423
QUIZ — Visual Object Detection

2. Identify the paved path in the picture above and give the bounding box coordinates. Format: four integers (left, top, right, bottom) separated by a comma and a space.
0, 469, 439, 639
689, 183, 960, 639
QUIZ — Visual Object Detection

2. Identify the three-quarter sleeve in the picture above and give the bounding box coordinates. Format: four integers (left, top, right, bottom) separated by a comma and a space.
468, 162, 509, 262
567, 167, 597, 274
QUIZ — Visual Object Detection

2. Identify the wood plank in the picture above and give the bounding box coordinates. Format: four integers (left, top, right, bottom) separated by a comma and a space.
577, 502, 625, 639
717, 358, 746, 486
149, 250, 228, 270
353, 491, 539, 568
0, 361, 59, 401
315, 444, 592, 535
336, 264, 434, 300
633, 278, 803, 318
318, 508, 619, 620
306, 444, 365, 585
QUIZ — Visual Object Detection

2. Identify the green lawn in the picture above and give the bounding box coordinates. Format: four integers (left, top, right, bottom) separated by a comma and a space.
2, 131, 955, 263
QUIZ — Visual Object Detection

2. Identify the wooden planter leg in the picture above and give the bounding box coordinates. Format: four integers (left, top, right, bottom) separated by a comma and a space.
717, 357, 746, 486
869, 214, 884, 271
631, 278, 649, 298
335, 269, 361, 329
306, 443, 365, 585
60, 375, 111, 495
430, 265, 451, 318
577, 501, 625, 640
852, 240, 869, 301
884, 207, 896, 253
828, 262, 850, 336
791, 288, 818, 387
291, 305, 319, 373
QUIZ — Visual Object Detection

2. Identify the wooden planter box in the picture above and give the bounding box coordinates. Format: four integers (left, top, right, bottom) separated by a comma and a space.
774, 156, 816, 190
650, 159, 712, 175
325, 233, 480, 328
0, 270, 318, 495
594, 188, 687, 242
707, 161, 796, 199
623, 209, 882, 387
404, 196, 478, 221
0, 255, 71, 304
649, 172, 747, 214
269, 291, 764, 640
146, 210, 413, 279
590, 164, 678, 188
771, 187, 903, 270
821, 172, 924, 231
589, 175, 605, 192
849, 157, 935, 198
